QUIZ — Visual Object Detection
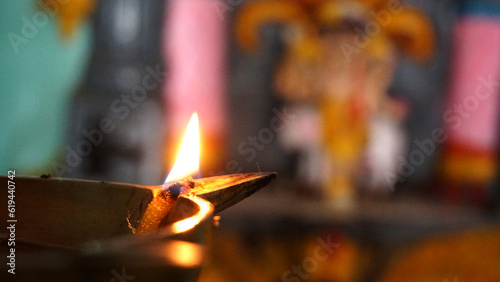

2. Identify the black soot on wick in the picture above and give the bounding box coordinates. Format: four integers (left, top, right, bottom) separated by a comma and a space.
162, 177, 195, 199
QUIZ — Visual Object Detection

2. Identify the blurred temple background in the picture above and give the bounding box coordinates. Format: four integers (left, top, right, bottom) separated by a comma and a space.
1, 0, 500, 280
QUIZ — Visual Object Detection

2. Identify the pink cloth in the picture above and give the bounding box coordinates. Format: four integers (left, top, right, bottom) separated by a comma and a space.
445, 16, 500, 151
164, 0, 227, 138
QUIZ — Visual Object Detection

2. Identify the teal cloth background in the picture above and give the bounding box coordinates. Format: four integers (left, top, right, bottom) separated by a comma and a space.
0, 0, 92, 174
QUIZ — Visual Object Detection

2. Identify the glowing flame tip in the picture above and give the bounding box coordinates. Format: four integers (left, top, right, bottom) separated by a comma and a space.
164, 113, 200, 185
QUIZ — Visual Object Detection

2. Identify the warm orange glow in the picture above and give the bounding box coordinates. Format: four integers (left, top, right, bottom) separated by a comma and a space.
161, 241, 203, 268
171, 197, 213, 234
165, 113, 200, 184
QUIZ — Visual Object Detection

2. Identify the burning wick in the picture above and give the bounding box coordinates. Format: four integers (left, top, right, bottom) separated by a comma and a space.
136, 113, 200, 235
165, 182, 189, 198
135, 178, 197, 235
162, 177, 196, 202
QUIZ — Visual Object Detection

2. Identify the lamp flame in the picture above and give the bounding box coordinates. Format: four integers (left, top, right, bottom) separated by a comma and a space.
164, 113, 200, 185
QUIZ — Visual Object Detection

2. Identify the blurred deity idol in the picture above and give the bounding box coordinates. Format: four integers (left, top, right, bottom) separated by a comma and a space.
235, 0, 435, 208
